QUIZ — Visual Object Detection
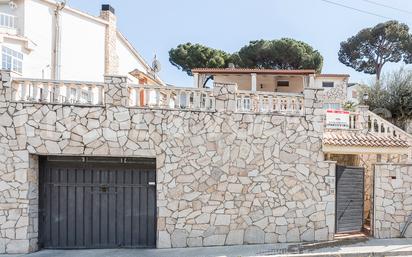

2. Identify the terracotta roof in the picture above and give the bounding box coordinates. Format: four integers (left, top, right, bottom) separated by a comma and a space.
191, 68, 316, 75
316, 74, 350, 78
323, 132, 409, 148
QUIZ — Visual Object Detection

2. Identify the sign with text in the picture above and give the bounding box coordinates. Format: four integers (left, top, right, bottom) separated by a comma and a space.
326, 109, 350, 129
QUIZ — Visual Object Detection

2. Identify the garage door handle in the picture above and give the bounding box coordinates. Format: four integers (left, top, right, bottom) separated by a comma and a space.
148, 182, 156, 186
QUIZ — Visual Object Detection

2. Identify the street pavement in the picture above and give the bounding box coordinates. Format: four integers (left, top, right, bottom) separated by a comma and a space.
2, 238, 412, 257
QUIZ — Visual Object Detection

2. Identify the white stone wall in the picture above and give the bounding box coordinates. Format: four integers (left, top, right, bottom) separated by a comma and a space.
0, 73, 336, 253
374, 163, 412, 238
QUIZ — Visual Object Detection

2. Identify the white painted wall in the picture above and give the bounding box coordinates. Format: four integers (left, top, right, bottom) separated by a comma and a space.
0, 0, 153, 82
314, 77, 346, 88
347, 84, 361, 104
117, 35, 147, 78
20, 0, 53, 78
60, 9, 105, 81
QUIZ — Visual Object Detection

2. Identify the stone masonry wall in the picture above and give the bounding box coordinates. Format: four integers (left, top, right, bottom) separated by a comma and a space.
374, 163, 412, 238
0, 73, 335, 253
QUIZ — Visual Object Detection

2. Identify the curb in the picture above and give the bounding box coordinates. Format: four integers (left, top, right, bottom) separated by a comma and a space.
268, 250, 412, 257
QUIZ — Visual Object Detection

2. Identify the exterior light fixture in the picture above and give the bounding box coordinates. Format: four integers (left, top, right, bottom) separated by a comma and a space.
9, 0, 17, 9
363, 93, 369, 101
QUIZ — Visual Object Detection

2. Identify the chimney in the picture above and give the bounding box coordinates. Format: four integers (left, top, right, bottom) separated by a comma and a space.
100, 4, 119, 75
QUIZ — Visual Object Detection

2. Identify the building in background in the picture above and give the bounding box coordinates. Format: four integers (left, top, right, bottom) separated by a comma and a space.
0, 0, 163, 84
192, 68, 349, 109
346, 82, 362, 104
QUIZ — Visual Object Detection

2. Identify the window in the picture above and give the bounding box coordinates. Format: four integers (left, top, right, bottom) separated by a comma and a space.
277, 80, 289, 87
352, 91, 358, 98
2, 46, 23, 73
322, 81, 334, 88
323, 103, 341, 110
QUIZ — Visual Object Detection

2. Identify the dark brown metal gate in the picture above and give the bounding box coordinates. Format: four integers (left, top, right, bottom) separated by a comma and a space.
39, 156, 156, 249
335, 165, 364, 233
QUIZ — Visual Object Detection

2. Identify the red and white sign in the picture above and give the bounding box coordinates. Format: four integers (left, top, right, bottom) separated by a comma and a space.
326, 109, 350, 129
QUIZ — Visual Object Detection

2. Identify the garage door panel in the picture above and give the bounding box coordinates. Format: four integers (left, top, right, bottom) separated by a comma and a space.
59, 168, 68, 247
84, 179, 93, 247
100, 188, 109, 246
116, 177, 125, 246
148, 185, 157, 246
108, 185, 117, 246
124, 184, 133, 246
39, 157, 156, 249
75, 181, 84, 247
335, 165, 364, 233
140, 183, 148, 246
92, 183, 100, 246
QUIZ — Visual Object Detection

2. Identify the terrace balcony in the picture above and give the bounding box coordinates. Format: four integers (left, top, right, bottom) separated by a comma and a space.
8, 73, 411, 160
10, 78, 306, 115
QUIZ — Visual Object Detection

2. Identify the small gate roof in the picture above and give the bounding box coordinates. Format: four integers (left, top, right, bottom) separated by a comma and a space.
323, 131, 409, 148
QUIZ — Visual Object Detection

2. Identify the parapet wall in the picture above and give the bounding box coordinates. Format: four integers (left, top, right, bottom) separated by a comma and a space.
0, 73, 335, 253
374, 163, 412, 238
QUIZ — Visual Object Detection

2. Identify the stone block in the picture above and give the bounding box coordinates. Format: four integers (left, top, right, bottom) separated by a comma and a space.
158, 231, 171, 248
0, 112, 12, 127
314, 227, 328, 241
203, 235, 226, 246
225, 230, 244, 245
187, 237, 202, 247
214, 215, 230, 226
6, 239, 30, 254
82, 130, 100, 145
171, 229, 188, 248
244, 226, 264, 244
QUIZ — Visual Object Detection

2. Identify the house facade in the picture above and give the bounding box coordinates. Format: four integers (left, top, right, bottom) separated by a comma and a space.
347, 83, 362, 104
0, 0, 162, 84
192, 68, 349, 110
1, 67, 412, 253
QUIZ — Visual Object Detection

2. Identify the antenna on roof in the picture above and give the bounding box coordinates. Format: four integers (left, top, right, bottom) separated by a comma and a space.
8, 1, 17, 9
152, 54, 161, 74
56, 0, 66, 9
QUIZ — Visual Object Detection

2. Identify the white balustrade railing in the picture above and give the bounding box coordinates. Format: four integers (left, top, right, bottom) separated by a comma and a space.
128, 85, 215, 111
0, 13, 17, 29
236, 90, 304, 115
367, 111, 412, 140
349, 112, 358, 129
11, 79, 309, 115
12, 78, 105, 105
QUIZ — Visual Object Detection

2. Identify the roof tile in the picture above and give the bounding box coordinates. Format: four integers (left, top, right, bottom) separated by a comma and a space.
323, 131, 409, 148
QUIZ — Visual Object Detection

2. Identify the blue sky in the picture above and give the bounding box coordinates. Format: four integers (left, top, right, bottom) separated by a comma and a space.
68, 0, 412, 86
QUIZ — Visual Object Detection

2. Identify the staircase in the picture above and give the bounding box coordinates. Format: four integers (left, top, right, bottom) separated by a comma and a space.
366, 110, 412, 159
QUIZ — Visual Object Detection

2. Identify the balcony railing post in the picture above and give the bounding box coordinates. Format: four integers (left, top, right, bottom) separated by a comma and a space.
165, 90, 171, 108
175, 91, 180, 108
32, 82, 39, 101
274, 97, 280, 112
258, 94, 263, 112
53, 83, 61, 103
185, 91, 191, 109
268, 95, 273, 112
87, 85, 93, 104
21, 81, 29, 101
134, 87, 139, 107
192, 91, 199, 109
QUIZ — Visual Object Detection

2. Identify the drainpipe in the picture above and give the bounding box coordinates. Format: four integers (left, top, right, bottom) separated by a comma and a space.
52, 1, 66, 80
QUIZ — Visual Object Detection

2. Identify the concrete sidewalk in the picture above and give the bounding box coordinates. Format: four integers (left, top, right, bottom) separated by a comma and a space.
279, 238, 412, 257
3, 238, 412, 257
